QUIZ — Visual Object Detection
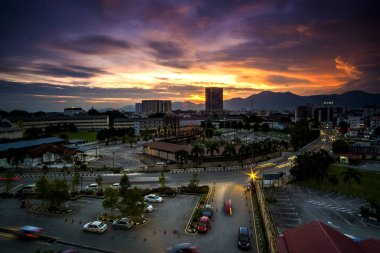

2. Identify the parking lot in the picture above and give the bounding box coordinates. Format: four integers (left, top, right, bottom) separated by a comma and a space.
265, 184, 380, 240
0, 194, 198, 253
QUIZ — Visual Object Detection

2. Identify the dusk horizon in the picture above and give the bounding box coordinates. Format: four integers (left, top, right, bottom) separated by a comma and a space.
1, 0, 380, 111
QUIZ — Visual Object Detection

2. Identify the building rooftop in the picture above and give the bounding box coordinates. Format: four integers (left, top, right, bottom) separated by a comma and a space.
277, 221, 380, 253
0, 137, 65, 152
144, 141, 191, 153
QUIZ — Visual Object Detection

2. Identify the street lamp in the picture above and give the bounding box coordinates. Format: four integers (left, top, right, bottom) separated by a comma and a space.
112, 151, 115, 171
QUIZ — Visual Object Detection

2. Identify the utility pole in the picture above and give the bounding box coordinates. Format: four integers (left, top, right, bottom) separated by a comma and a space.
112, 151, 115, 171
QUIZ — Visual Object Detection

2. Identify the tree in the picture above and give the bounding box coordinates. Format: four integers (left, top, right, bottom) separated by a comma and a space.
119, 187, 144, 218
120, 174, 131, 195
222, 143, 236, 163
35, 176, 50, 207
191, 144, 204, 166
95, 175, 103, 189
338, 121, 350, 136
205, 141, 220, 157
341, 168, 361, 193
71, 172, 80, 193
328, 174, 339, 192
6, 148, 25, 170
290, 120, 320, 151
261, 123, 270, 132
103, 187, 120, 218
332, 139, 350, 154
188, 173, 199, 189
3, 173, 14, 194
125, 135, 137, 147
158, 171, 167, 193
374, 126, 380, 137
204, 128, 215, 139
48, 179, 70, 210
175, 149, 189, 168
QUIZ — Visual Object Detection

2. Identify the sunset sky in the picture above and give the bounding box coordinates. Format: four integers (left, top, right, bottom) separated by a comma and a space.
0, 0, 379, 111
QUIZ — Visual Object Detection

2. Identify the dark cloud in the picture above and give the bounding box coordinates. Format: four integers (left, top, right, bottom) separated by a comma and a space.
30, 64, 108, 78
51, 35, 133, 54
266, 75, 311, 85
147, 40, 192, 68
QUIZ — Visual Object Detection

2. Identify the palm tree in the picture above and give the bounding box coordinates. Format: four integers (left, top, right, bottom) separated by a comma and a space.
341, 168, 361, 193
6, 148, 25, 171
191, 144, 204, 166
205, 141, 220, 157
175, 149, 189, 169
95, 175, 103, 189
222, 143, 236, 164
328, 174, 339, 192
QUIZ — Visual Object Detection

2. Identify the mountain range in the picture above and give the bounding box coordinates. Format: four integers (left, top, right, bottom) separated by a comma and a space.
114, 90, 380, 112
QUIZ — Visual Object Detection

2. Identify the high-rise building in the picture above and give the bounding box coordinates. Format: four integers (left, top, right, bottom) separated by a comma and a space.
141, 100, 172, 115
205, 87, 223, 113
295, 105, 312, 122
135, 103, 142, 114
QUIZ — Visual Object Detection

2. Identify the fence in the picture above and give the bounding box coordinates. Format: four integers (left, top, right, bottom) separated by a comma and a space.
254, 181, 279, 253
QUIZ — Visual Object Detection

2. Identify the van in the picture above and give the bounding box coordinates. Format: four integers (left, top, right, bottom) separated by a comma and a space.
155, 161, 166, 167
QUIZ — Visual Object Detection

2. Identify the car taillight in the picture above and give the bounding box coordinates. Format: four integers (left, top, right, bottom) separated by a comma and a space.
26, 233, 38, 238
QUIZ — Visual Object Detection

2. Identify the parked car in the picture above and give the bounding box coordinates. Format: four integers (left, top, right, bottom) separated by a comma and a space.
197, 216, 210, 233
85, 183, 99, 191
155, 161, 167, 167
15, 184, 36, 198
166, 243, 198, 253
112, 217, 134, 230
111, 183, 120, 189
136, 201, 154, 213
224, 199, 232, 215
17, 226, 43, 240
202, 204, 213, 218
144, 194, 163, 203
83, 221, 107, 233
237, 226, 251, 250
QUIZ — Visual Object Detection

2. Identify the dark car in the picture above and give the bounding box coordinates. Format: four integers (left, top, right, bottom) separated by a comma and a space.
224, 199, 232, 215
166, 243, 198, 253
112, 217, 134, 230
238, 226, 251, 250
17, 226, 43, 240
202, 204, 213, 218
197, 216, 210, 233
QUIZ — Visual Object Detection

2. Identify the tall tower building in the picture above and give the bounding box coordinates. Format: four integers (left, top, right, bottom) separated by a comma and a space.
205, 87, 223, 113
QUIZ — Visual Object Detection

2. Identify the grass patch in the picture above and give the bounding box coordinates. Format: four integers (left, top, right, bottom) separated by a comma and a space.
54, 131, 97, 141
292, 164, 380, 202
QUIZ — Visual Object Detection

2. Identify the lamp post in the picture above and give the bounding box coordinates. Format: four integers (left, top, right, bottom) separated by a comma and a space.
112, 151, 115, 171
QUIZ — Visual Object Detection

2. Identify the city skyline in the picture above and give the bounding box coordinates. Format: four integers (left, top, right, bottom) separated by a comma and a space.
1, 0, 379, 111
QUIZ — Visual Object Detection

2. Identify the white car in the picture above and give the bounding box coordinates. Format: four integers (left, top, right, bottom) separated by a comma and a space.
137, 201, 154, 212
111, 183, 120, 189
144, 194, 163, 203
83, 221, 107, 233
85, 183, 99, 190
155, 161, 166, 167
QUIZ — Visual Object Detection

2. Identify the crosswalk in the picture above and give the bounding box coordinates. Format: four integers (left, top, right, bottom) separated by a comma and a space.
306, 199, 358, 214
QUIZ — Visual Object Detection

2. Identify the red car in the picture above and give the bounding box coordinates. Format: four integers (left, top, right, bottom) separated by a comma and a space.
224, 199, 232, 215
197, 216, 210, 233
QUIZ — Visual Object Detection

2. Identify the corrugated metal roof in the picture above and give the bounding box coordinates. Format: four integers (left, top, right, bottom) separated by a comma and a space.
0, 137, 64, 152
144, 141, 191, 153
280, 221, 364, 253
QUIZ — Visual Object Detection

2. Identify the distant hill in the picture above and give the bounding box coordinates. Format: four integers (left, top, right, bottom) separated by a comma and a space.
223, 90, 380, 110
115, 90, 380, 112
172, 101, 204, 111
119, 105, 135, 112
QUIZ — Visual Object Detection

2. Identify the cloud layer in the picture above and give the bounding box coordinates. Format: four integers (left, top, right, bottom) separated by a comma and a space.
0, 0, 379, 111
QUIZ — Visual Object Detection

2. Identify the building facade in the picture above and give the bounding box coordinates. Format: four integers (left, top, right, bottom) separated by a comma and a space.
141, 100, 172, 115
205, 87, 223, 114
